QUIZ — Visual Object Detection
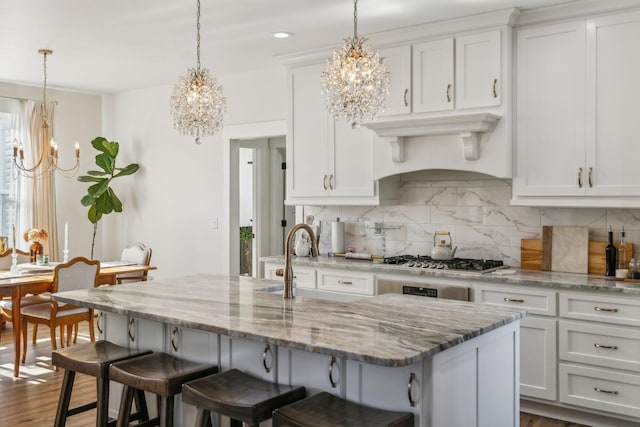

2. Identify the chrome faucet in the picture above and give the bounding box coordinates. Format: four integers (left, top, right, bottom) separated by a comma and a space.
283, 223, 318, 299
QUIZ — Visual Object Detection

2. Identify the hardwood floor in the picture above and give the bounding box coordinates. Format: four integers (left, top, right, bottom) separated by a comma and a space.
0, 320, 589, 426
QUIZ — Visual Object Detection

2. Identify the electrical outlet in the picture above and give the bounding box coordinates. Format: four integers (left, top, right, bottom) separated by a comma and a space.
212, 217, 218, 229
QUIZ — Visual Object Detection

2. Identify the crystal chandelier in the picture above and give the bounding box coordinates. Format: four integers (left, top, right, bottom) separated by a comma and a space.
13, 49, 80, 179
321, 0, 389, 126
170, 0, 226, 144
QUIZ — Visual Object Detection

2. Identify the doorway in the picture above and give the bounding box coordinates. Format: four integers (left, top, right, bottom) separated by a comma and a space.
223, 120, 293, 277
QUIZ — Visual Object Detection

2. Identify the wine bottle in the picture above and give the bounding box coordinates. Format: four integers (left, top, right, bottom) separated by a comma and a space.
617, 227, 627, 271
605, 227, 616, 277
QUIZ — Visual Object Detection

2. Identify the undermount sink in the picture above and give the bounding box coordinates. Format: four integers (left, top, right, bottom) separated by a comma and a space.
262, 286, 365, 302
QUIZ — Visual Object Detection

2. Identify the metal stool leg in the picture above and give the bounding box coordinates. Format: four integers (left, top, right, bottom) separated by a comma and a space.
195, 409, 213, 427
158, 395, 174, 427
116, 385, 135, 427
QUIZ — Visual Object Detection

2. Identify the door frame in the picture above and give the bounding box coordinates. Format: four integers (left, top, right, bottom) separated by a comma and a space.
223, 120, 287, 276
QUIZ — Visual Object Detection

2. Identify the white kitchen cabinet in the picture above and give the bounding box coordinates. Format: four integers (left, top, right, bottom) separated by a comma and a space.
473, 283, 558, 401
278, 348, 345, 396
316, 268, 374, 296
221, 336, 276, 382
514, 21, 586, 198
514, 11, 640, 204
263, 262, 316, 289
413, 38, 454, 113
286, 63, 380, 205
455, 31, 501, 109
379, 45, 412, 116
412, 31, 501, 114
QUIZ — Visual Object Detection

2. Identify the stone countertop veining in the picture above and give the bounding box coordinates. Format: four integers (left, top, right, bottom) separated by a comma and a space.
261, 255, 640, 296
53, 274, 525, 367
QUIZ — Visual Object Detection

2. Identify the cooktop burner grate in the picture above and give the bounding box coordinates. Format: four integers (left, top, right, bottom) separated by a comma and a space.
383, 255, 504, 272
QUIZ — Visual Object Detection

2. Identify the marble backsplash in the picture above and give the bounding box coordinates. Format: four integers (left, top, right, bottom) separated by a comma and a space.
301, 176, 640, 267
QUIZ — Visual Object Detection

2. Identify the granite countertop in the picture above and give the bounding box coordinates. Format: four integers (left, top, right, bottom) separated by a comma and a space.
261, 255, 640, 296
53, 274, 525, 367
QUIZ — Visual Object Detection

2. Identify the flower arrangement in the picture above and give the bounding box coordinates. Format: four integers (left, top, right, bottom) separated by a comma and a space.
23, 228, 49, 243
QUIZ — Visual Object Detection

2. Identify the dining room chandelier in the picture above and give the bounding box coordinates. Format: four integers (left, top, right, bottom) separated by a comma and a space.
13, 49, 80, 179
170, 0, 226, 144
321, 0, 389, 126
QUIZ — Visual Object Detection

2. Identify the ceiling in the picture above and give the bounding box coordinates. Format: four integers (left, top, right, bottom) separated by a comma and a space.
1, 0, 579, 94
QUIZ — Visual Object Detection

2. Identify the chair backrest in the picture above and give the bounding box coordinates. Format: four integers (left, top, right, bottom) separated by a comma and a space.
53, 257, 100, 293
0, 249, 30, 269
121, 242, 152, 266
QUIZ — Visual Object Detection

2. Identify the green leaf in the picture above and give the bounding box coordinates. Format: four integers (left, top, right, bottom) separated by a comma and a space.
95, 192, 113, 215
86, 170, 107, 177
95, 153, 114, 174
81, 194, 95, 207
101, 141, 119, 158
88, 205, 102, 224
108, 188, 123, 212
90, 137, 108, 152
77, 175, 104, 183
113, 163, 140, 178
88, 180, 109, 198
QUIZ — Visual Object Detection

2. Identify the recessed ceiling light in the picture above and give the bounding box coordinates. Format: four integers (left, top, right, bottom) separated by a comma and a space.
273, 32, 293, 39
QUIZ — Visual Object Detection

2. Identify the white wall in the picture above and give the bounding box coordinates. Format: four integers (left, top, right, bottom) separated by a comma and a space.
100, 66, 287, 278
0, 82, 101, 259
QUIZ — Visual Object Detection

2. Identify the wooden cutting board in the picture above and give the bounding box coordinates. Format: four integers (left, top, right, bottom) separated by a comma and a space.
551, 226, 589, 274
521, 238, 633, 275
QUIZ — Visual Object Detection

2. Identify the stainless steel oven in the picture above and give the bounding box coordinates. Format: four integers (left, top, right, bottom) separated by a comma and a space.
377, 278, 470, 301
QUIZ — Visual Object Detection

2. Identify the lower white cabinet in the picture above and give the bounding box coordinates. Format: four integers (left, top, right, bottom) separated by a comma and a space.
263, 262, 316, 289
278, 348, 345, 396
317, 269, 374, 295
473, 283, 558, 401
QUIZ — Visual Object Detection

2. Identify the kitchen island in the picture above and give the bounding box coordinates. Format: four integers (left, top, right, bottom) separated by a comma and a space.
54, 274, 525, 427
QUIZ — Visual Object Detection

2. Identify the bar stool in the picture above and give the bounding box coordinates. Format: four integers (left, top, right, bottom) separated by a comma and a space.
109, 352, 218, 427
272, 392, 414, 427
51, 340, 152, 427
182, 368, 306, 427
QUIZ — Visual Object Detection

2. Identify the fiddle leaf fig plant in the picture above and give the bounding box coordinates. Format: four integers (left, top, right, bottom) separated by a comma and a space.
78, 137, 140, 259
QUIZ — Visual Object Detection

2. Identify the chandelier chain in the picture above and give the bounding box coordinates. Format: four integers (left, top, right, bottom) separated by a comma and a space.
42, 51, 48, 125
353, 0, 358, 39
196, 0, 201, 71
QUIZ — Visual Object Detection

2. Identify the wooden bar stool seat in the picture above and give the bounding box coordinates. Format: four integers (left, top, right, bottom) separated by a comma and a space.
272, 392, 414, 427
109, 352, 218, 427
182, 368, 306, 427
51, 340, 152, 427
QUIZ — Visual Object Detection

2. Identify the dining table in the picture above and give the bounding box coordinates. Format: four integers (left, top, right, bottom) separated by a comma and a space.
0, 262, 156, 377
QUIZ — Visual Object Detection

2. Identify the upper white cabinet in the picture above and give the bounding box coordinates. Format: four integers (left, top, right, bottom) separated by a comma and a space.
455, 31, 501, 109
513, 11, 640, 206
286, 63, 396, 205
413, 38, 455, 113
379, 45, 412, 116
410, 31, 501, 114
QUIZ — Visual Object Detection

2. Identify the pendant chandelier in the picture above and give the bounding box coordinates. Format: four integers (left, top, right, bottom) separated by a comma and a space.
321, 0, 389, 126
13, 49, 80, 179
170, 0, 226, 144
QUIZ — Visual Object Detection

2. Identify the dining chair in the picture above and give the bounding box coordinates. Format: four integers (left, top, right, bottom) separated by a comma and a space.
117, 242, 152, 284
0, 248, 50, 341
20, 257, 100, 363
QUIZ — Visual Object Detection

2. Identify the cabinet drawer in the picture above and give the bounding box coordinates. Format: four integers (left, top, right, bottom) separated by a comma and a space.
475, 285, 557, 316
559, 363, 640, 418
264, 264, 316, 289
559, 320, 640, 372
560, 292, 640, 327
318, 270, 374, 295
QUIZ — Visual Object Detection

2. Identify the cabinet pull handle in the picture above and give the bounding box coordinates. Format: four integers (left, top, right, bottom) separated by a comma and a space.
322, 175, 328, 190
408, 372, 418, 407
263, 345, 273, 373
594, 306, 618, 313
171, 327, 179, 352
588, 167, 593, 188
594, 343, 618, 350
128, 318, 135, 342
594, 387, 618, 395
329, 174, 335, 190
403, 89, 409, 107
338, 280, 353, 285
492, 78, 498, 98
504, 297, 524, 303
578, 167, 583, 188
446, 83, 452, 103
96, 312, 103, 334
328, 356, 338, 388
